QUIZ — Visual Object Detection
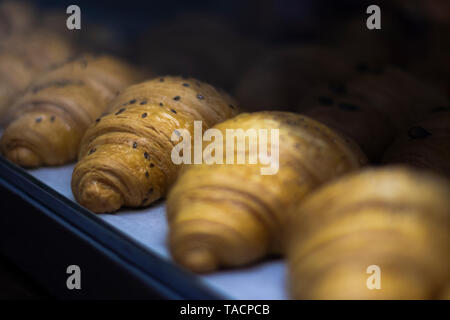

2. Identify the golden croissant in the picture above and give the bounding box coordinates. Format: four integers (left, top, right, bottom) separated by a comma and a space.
0, 30, 75, 123
71, 76, 238, 213
0, 54, 142, 167
286, 166, 450, 299
0, 1, 36, 38
167, 112, 367, 273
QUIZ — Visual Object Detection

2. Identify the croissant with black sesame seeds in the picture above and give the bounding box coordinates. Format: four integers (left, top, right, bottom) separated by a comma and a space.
286, 166, 450, 299
71, 76, 238, 213
166, 112, 367, 273
0, 54, 142, 167
383, 110, 450, 177
295, 67, 449, 162
235, 45, 352, 112
298, 84, 395, 162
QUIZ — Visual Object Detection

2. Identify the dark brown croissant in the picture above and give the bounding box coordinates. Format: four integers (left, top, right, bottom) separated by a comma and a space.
383, 109, 450, 177
235, 45, 352, 112
71, 76, 238, 213
0, 54, 142, 167
296, 67, 448, 162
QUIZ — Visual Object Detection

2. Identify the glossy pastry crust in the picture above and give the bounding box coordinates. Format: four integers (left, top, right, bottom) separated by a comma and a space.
167, 112, 367, 273
0, 54, 142, 167
286, 166, 450, 299
72, 76, 238, 213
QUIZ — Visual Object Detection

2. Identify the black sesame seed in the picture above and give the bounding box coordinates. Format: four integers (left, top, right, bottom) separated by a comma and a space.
50, 116, 56, 122
328, 82, 347, 95
150, 163, 155, 168
144, 152, 150, 160
229, 104, 235, 109
88, 148, 96, 155
171, 109, 177, 114
122, 102, 129, 106
145, 171, 149, 178
371, 66, 384, 74
129, 99, 137, 104
318, 96, 334, 106
197, 94, 204, 100
338, 102, 360, 111
182, 83, 190, 87
133, 142, 138, 149
115, 108, 126, 115
95, 117, 101, 123
159, 102, 164, 106
36, 117, 42, 123
408, 126, 432, 139
140, 100, 147, 105
148, 188, 154, 194
173, 96, 181, 101
356, 63, 369, 73
141, 113, 148, 118
431, 106, 450, 113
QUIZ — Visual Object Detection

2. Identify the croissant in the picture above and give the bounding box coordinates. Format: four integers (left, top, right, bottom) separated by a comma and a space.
0, 1, 36, 39
0, 54, 141, 167
298, 83, 395, 162
286, 166, 450, 299
383, 110, 450, 177
71, 76, 238, 213
167, 112, 367, 273
297, 67, 449, 161
439, 284, 450, 300
346, 66, 448, 134
235, 46, 352, 112
0, 52, 37, 122
0, 30, 75, 123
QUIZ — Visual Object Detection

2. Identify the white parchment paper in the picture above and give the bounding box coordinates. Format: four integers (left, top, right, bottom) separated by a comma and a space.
27, 165, 288, 299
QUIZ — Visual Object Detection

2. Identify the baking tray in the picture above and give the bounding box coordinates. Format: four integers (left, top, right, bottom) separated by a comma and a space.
0, 155, 287, 299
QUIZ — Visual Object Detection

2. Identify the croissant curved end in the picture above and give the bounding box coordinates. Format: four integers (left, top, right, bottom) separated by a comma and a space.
78, 180, 124, 213
4, 146, 42, 168
176, 247, 218, 274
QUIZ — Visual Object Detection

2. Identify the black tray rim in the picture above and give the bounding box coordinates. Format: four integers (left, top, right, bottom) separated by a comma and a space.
0, 156, 224, 299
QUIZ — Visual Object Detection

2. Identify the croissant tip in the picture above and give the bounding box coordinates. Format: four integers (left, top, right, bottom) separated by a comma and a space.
79, 180, 123, 213
5, 147, 41, 168
178, 247, 218, 273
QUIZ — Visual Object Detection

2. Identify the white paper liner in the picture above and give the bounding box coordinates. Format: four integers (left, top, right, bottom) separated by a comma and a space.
27, 165, 288, 299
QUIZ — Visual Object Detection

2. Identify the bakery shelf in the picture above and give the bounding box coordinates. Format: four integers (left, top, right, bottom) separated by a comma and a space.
0, 156, 287, 299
